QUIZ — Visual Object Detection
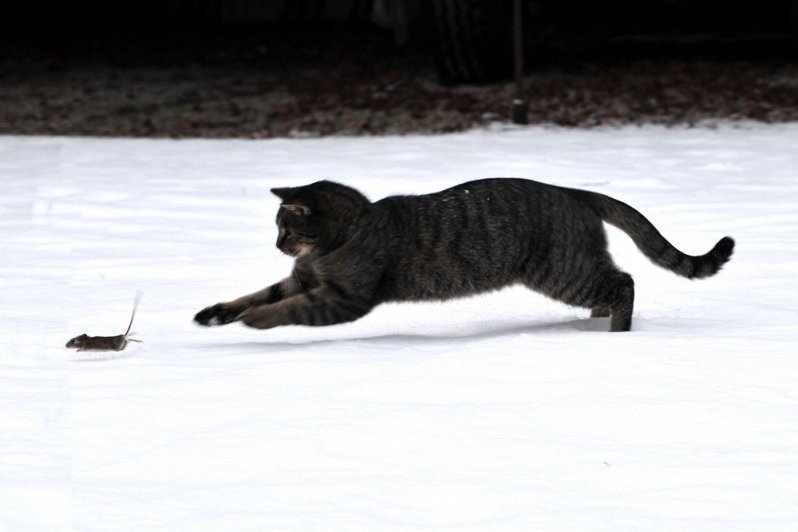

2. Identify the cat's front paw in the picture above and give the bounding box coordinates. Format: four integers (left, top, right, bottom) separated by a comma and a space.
194, 303, 241, 327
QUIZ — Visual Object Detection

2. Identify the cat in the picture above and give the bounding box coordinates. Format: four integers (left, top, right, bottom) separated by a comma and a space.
194, 178, 734, 332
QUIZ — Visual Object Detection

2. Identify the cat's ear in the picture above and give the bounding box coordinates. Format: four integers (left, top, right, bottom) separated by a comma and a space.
282, 204, 312, 216
271, 187, 293, 200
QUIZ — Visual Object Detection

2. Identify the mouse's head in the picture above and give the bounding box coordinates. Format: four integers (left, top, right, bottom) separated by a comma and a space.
65, 334, 89, 348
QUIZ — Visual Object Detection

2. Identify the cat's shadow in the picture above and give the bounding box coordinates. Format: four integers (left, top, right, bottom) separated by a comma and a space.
199, 316, 609, 352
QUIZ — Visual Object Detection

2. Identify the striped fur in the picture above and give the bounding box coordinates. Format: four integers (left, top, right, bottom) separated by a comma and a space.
195, 178, 734, 333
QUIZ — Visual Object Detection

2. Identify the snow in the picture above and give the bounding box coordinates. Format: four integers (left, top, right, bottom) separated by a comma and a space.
2, 124, 798, 530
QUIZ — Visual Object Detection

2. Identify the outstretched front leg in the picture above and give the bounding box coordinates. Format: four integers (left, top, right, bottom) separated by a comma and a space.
237, 280, 374, 330
194, 275, 301, 326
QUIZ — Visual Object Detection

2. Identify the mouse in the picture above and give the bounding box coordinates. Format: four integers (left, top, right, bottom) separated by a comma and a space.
66, 292, 143, 352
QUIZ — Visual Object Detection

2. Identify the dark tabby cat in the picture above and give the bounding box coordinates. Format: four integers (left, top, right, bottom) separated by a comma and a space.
194, 179, 734, 332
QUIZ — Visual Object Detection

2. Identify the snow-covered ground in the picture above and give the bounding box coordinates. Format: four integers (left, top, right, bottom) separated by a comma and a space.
2, 125, 797, 531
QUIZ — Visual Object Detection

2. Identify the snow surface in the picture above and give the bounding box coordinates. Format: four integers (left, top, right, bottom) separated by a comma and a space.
2, 125, 798, 531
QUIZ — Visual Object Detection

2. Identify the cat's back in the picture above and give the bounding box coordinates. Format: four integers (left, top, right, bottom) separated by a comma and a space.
376, 178, 568, 234
411, 177, 550, 203
370, 178, 581, 301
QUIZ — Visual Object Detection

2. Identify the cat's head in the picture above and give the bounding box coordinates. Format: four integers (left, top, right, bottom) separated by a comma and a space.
271, 181, 370, 257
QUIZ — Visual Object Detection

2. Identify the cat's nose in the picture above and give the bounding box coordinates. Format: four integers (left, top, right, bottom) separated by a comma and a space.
276, 228, 287, 249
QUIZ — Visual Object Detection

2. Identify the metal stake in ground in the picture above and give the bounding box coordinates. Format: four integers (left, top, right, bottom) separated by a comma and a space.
512, 0, 528, 125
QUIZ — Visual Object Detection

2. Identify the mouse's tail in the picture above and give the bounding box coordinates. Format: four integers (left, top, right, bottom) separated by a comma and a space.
125, 291, 144, 336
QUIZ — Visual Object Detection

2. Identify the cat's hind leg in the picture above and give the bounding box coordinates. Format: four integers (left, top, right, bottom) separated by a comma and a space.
523, 263, 634, 332
594, 270, 635, 332
564, 266, 635, 332
590, 307, 611, 318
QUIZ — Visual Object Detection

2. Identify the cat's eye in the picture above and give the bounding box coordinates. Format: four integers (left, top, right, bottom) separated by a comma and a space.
285, 229, 314, 241
282, 204, 312, 216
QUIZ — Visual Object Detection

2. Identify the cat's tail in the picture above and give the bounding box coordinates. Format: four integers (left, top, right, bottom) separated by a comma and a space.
576, 189, 735, 279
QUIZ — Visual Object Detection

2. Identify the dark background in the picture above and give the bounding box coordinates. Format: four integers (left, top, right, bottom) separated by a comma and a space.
2, 0, 797, 137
